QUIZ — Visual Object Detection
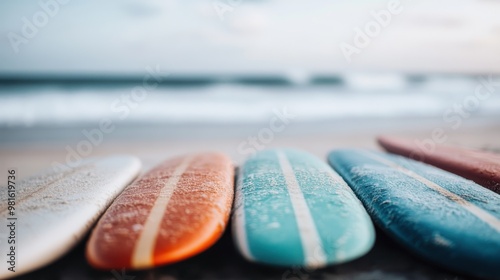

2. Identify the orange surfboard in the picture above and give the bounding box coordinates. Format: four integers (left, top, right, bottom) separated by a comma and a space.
86, 152, 234, 269
378, 136, 500, 194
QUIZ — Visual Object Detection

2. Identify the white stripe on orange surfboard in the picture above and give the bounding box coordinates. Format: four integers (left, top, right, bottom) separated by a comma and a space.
131, 156, 193, 268
277, 151, 327, 267
362, 151, 500, 233
232, 168, 254, 261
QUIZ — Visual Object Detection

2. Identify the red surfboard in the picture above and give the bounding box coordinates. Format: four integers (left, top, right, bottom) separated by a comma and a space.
378, 136, 500, 194
86, 152, 234, 269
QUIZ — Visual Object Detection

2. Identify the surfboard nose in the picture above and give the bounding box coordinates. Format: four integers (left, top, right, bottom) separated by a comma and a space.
86, 152, 235, 269
328, 149, 500, 279
233, 149, 375, 267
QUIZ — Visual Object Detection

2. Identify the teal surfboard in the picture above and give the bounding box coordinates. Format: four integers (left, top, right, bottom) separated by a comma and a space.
328, 149, 500, 279
232, 149, 375, 267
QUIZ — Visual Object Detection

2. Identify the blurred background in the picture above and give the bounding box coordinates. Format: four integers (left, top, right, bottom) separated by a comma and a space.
1, 1, 500, 279
1, 0, 500, 177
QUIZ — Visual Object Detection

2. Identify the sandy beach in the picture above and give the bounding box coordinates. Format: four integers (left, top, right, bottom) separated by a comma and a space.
2, 116, 499, 179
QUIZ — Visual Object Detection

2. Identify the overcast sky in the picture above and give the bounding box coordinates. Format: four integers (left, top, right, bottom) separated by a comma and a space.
1, 0, 500, 76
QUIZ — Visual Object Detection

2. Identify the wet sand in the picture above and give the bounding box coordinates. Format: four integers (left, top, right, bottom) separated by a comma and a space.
1, 116, 499, 179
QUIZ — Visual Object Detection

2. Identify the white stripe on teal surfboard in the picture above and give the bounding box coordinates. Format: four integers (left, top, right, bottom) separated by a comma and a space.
131, 156, 193, 268
277, 151, 328, 267
362, 151, 500, 233
233, 167, 254, 261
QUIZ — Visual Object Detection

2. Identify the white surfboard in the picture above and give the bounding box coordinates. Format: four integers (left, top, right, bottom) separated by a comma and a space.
0, 155, 141, 278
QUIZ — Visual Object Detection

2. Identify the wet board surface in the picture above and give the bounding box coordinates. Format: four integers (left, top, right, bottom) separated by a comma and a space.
328, 149, 500, 279
11, 225, 468, 280
86, 152, 234, 269
233, 149, 375, 268
378, 136, 500, 194
0, 155, 141, 279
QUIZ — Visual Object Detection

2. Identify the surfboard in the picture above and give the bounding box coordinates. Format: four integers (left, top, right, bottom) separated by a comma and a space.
378, 136, 500, 194
328, 149, 500, 279
0, 155, 141, 279
232, 149, 375, 268
86, 152, 234, 269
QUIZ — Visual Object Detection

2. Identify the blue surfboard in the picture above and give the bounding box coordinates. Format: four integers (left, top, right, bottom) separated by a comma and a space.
328, 149, 500, 278
232, 149, 375, 267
